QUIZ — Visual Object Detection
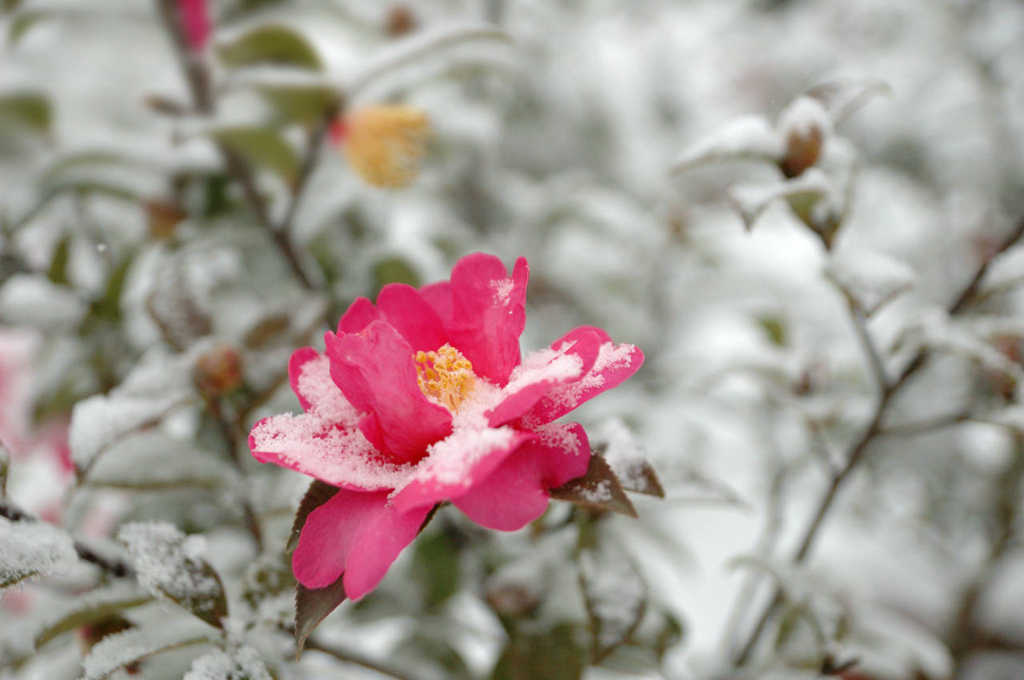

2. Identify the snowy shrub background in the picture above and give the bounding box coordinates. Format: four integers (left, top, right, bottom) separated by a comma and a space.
2, 0, 1024, 678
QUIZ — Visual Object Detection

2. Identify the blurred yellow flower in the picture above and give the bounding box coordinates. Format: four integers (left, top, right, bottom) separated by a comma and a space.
335, 106, 430, 188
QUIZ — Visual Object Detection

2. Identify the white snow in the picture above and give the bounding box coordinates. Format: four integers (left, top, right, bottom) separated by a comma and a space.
0, 518, 77, 588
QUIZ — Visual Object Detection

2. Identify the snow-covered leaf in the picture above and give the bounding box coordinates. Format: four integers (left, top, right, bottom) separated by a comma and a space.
85, 432, 237, 493
80, 619, 216, 680
34, 583, 152, 648
550, 454, 637, 518
117, 522, 228, 629
216, 24, 322, 71
294, 571, 346, 653
728, 169, 831, 232
579, 545, 647, 662
593, 419, 665, 498
346, 23, 514, 98
0, 274, 86, 330
69, 351, 194, 473
0, 517, 77, 588
826, 248, 916, 315
670, 116, 782, 174
183, 646, 272, 680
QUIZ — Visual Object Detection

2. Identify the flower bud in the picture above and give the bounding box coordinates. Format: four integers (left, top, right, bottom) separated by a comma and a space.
777, 96, 830, 178
194, 343, 243, 398
145, 200, 185, 240
333, 106, 430, 188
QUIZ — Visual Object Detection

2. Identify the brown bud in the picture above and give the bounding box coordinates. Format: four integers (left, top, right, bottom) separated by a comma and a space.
385, 5, 417, 37
145, 200, 186, 240
194, 343, 243, 398
777, 96, 830, 178
486, 583, 541, 618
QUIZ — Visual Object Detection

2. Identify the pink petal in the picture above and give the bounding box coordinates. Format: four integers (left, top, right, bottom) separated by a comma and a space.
453, 423, 591, 530
485, 327, 605, 427
390, 428, 535, 515
288, 348, 362, 427
289, 347, 323, 412
419, 281, 453, 328
292, 489, 430, 598
446, 253, 528, 385
376, 283, 447, 351
326, 321, 452, 463
178, 0, 210, 51
520, 340, 644, 428
338, 297, 380, 334
248, 414, 408, 491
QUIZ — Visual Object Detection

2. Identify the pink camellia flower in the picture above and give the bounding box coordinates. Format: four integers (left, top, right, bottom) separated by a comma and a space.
177, 0, 211, 52
248, 253, 643, 599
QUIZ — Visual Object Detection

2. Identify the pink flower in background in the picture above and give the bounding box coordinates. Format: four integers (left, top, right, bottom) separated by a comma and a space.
249, 253, 643, 599
178, 0, 211, 51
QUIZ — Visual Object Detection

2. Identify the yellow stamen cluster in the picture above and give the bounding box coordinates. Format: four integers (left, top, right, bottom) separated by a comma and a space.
343, 106, 430, 188
414, 344, 477, 413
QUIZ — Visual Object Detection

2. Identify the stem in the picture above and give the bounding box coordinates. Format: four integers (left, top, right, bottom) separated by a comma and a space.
155, 0, 320, 292
301, 637, 413, 680
203, 394, 264, 551
732, 216, 1024, 666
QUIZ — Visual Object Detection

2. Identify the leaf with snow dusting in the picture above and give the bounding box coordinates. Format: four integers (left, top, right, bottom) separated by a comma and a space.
550, 454, 637, 518
117, 522, 228, 629
670, 116, 783, 174
0, 516, 77, 588
80, 619, 216, 680
33, 582, 152, 648
183, 646, 273, 680
69, 350, 194, 475
593, 419, 664, 498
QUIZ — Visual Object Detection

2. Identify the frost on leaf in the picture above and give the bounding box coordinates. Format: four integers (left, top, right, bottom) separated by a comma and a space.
593, 419, 664, 498
550, 454, 637, 518
183, 646, 272, 680
579, 545, 647, 662
70, 351, 193, 473
85, 432, 238, 493
80, 619, 216, 680
117, 522, 228, 628
671, 116, 783, 173
728, 168, 832, 232
826, 248, 916, 315
0, 517, 77, 588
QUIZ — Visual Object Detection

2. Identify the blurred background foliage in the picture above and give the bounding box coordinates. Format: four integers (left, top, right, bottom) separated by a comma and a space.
1, 0, 1024, 679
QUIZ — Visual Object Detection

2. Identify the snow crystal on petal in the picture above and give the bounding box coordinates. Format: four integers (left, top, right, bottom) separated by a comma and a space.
505, 348, 584, 395
249, 413, 412, 490
297, 354, 361, 427
491, 277, 514, 305
404, 426, 519, 490
554, 342, 635, 409
535, 421, 584, 454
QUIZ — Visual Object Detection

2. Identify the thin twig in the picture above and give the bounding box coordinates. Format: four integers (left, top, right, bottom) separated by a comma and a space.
301, 637, 413, 680
732, 216, 1024, 666
878, 409, 973, 437
203, 394, 264, 551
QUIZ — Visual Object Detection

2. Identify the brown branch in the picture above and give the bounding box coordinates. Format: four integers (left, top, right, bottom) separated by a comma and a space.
733, 216, 1024, 666
302, 637, 413, 680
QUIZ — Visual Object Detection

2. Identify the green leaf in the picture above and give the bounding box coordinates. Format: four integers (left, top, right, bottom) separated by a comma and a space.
294, 571, 346, 654
81, 621, 215, 680
46, 233, 70, 286
411, 528, 460, 609
0, 91, 52, 136
550, 454, 637, 518
757, 314, 788, 347
8, 9, 47, 44
217, 24, 323, 70
255, 84, 339, 125
211, 125, 300, 184
373, 256, 421, 295
491, 622, 586, 680
287, 479, 339, 553
34, 585, 152, 648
